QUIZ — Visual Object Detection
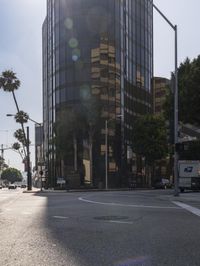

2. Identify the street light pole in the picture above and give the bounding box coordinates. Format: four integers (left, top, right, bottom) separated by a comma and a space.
174, 25, 179, 196
153, 4, 179, 196
26, 126, 32, 190
105, 120, 108, 190
105, 115, 122, 190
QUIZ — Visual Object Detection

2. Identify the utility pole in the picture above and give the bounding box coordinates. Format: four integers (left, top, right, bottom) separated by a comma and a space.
105, 120, 108, 190
153, 4, 179, 196
27, 126, 32, 190
0, 144, 3, 179
1, 144, 3, 159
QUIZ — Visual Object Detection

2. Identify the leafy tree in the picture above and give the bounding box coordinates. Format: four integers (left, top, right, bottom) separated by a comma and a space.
1, 167, 22, 183
0, 156, 5, 172
164, 56, 200, 126
53, 98, 102, 185
80, 97, 102, 185
53, 106, 86, 171
132, 115, 168, 185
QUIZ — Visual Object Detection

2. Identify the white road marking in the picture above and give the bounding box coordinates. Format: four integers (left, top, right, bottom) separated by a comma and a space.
172, 201, 200, 217
53, 216, 69, 219
0, 196, 8, 200
22, 212, 32, 215
78, 197, 180, 209
108, 220, 133, 224
5, 208, 12, 211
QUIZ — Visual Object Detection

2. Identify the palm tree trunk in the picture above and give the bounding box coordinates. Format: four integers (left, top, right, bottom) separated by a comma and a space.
12, 91, 27, 157
12, 91, 20, 112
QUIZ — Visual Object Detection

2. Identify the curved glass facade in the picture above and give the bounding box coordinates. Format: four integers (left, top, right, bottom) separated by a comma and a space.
43, 0, 153, 187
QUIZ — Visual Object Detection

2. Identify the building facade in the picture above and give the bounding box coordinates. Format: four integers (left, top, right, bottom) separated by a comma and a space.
43, 0, 153, 188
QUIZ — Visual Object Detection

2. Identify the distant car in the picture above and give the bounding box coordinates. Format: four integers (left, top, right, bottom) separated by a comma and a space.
21, 184, 26, 188
8, 184, 16, 189
0, 185, 2, 189
154, 178, 172, 189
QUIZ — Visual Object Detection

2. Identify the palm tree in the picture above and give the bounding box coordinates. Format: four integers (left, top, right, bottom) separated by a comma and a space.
12, 142, 24, 160
0, 70, 21, 111
0, 70, 27, 156
14, 129, 28, 147
14, 111, 29, 123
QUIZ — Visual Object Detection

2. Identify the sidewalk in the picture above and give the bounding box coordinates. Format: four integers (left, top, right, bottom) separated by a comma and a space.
23, 188, 41, 193
159, 191, 200, 203
23, 187, 153, 194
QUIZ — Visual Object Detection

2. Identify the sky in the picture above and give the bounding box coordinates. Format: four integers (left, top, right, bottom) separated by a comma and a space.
0, 0, 200, 172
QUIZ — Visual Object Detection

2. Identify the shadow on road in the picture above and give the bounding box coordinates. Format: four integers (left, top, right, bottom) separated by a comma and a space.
32, 191, 153, 266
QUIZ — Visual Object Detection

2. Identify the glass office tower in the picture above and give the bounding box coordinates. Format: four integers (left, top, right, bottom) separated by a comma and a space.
43, 0, 153, 188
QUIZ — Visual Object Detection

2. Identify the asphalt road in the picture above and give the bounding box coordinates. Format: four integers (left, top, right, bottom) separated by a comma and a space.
0, 189, 200, 266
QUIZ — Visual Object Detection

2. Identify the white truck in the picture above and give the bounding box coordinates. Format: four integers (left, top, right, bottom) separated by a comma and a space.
179, 160, 200, 192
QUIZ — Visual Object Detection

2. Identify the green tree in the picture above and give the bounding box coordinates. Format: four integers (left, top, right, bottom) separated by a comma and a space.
53, 106, 86, 172
81, 97, 102, 185
53, 98, 101, 185
132, 115, 168, 185
164, 56, 200, 126
1, 167, 22, 183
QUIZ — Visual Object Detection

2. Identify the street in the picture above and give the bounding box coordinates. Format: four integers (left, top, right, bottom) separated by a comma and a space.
1, 189, 200, 266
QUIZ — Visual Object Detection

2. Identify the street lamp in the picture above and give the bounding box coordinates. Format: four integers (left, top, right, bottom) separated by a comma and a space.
6, 113, 42, 191
105, 114, 122, 190
153, 4, 179, 196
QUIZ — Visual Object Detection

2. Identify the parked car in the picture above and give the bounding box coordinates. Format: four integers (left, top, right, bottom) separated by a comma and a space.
8, 184, 16, 189
154, 178, 172, 189
21, 184, 26, 188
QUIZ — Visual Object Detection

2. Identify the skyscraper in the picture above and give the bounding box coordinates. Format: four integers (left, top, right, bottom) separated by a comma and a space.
43, 0, 153, 188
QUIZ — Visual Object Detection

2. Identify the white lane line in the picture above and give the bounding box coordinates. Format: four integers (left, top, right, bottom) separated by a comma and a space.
53, 216, 69, 219
22, 212, 32, 215
172, 201, 200, 217
108, 220, 133, 225
5, 208, 12, 211
78, 197, 180, 209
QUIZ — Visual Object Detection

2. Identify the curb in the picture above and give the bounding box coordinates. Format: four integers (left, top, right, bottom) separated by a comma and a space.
27, 188, 154, 193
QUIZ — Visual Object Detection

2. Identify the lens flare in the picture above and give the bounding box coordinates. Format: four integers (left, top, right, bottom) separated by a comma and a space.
64, 18, 73, 29
69, 38, 78, 48
80, 84, 91, 100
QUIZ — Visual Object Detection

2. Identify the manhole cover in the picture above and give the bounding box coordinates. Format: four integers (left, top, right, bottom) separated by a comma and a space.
94, 215, 129, 221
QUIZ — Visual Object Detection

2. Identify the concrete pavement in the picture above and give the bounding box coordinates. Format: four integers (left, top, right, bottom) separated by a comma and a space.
1, 189, 200, 265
